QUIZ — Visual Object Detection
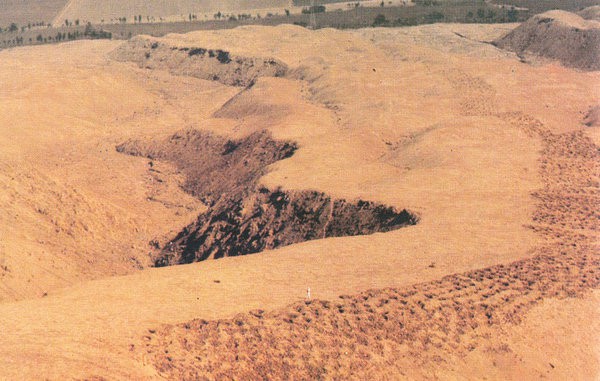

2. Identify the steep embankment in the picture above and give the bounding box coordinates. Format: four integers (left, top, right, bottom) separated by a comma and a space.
494, 9, 600, 70
111, 35, 288, 86
118, 130, 417, 265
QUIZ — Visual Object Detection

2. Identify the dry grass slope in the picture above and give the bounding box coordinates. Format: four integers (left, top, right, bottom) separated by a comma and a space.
138, 113, 599, 380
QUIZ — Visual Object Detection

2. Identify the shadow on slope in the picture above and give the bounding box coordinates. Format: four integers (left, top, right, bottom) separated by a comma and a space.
117, 130, 417, 265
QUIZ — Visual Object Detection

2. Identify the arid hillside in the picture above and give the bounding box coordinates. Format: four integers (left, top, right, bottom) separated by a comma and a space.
0, 19, 597, 380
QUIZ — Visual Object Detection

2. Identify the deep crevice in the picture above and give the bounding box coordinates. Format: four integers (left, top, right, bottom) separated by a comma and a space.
117, 130, 417, 266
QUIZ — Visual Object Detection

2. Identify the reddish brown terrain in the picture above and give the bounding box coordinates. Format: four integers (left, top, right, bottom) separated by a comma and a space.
0, 9, 598, 381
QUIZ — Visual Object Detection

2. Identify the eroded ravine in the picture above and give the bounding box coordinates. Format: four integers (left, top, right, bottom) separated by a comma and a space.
117, 130, 418, 266
136, 114, 599, 380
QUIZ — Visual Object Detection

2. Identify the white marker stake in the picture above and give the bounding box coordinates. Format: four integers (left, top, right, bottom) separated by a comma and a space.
307, 287, 311, 300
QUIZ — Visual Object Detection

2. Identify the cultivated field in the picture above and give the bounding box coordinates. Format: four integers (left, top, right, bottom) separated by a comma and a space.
52, 0, 291, 26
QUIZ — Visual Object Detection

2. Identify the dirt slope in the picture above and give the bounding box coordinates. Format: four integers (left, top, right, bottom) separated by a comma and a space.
0, 23, 598, 379
494, 10, 600, 70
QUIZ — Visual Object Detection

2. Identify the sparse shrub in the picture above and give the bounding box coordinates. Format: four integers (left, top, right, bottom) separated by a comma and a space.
372, 14, 389, 27
216, 50, 231, 64
302, 5, 326, 14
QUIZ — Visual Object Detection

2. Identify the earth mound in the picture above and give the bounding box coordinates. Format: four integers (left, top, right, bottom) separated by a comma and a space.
117, 130, 417, 265
111, 35, 288, 87
494, 10, 600, 70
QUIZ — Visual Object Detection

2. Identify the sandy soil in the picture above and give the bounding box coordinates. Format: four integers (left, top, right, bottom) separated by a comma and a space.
0, 22, 597, 379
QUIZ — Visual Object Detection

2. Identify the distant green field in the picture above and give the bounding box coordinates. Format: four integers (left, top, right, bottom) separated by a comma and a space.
493, 0, 600, 13
292, 0, 352, 6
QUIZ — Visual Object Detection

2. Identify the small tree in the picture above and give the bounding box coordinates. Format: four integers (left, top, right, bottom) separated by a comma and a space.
9, 23, 18, 32
373, 14, 388, 26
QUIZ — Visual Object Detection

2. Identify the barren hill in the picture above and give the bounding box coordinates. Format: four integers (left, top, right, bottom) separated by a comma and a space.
0, 22, 598, 380
494, 9, 600, 70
